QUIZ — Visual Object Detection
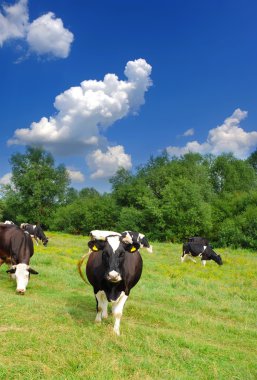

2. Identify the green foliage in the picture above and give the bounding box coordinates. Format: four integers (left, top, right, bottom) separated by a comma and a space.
210, 153, 256, 193
50, 192, 118, 234
2, 147, 257, 249
161, 177, 213, 241
2, 147, 70, 225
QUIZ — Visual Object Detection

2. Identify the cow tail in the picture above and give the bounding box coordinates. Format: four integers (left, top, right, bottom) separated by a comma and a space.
77, 250, 91, 285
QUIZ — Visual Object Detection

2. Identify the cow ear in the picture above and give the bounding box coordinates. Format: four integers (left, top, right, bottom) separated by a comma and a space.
88, 240, 104, 252
28, 268, 39, 275
6, 268, 16, 274
124, 242, 140, 253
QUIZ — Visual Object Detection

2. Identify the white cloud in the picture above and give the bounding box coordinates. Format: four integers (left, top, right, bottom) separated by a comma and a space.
27, 12, 74, 58
9, 58, 152, 158
183, 128, 194, 137
0, 0, 73, 58
67, 169, 85, 183
0, 172, 12, 185
0, 0, 28, 46
87, 146, 132, 179
167, 108, 257, 159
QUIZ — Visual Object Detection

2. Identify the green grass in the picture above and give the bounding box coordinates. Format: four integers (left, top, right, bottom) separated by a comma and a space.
0, 232, 256, 379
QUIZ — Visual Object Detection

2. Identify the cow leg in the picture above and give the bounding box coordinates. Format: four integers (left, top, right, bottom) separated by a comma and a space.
34, 236, 39, 246
181, 253, 196, 263
111, 291, 128, 336
95, 291, 108, 322
201, 260, 207, 266
188, 255, 197, 263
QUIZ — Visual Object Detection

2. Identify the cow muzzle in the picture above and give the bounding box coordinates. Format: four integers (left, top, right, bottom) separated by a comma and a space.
16, 288, 26, 295
106, 270, 122, 283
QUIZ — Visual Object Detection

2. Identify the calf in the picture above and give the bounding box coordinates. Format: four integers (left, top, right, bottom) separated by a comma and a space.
181, 236, 223, 266
0, 225, 38, 294
20, 223, 48, 246
78, 230, 143, 335
121, 231, 153, 253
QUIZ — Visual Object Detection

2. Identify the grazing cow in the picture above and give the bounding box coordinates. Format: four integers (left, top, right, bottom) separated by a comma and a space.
181, 236, 223, 266
0, 225, 38, 294
121, 231, 153, 253
20, 223, 48, 246
78, 230, 143, 335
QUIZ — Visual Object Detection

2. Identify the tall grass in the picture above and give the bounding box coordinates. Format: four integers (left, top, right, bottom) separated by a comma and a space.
0, 232, 256, 379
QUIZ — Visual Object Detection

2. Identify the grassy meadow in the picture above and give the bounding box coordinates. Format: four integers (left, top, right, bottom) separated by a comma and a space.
0, 232, 256, 380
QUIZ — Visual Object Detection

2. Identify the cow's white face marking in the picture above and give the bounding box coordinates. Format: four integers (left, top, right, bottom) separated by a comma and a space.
107, 236, 120, 252
14, 263, 29, 293
146, 245, 153, 253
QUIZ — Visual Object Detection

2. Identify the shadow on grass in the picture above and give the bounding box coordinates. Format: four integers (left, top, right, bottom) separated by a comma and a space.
66, 293, 96, 326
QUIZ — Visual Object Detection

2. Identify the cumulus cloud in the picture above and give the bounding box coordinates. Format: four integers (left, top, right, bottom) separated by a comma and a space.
167, 109, 257, 159
27, 12, 73, 58
0, 172, 12, 185
0, 0, 28, 45
87, 146, 132, 179
183, 128, 194, 137
67, 169, 85, 183
0, 0, 73, 58
9, 58, 152, 177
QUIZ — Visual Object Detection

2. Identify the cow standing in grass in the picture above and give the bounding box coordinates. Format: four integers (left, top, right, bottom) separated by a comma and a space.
181, 236, 223, 266
78, 230, 143, 335
121, 231, 153, 253
0, 224, 38, 294
20, 223, 48, 246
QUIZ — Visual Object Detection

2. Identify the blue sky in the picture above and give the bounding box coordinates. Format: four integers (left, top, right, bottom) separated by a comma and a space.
1, 0, 257, 192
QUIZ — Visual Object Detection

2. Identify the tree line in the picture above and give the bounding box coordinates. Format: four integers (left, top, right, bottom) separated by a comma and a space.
1, 146, 257, 249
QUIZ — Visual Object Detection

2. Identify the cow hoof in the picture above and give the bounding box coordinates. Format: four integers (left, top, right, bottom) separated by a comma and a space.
95, 315, 102, 323
113, 328, 120, 336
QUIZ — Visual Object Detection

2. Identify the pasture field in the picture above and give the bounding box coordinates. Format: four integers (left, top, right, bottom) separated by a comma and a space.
0, 232, 256, 380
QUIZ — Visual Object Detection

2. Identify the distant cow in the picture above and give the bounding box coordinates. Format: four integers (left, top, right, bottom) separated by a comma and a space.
20, 223, 48, 246
0, 225, 38, 294
182, 236, 223, 266
121, 231, 153, 253
78, 230, 143, 335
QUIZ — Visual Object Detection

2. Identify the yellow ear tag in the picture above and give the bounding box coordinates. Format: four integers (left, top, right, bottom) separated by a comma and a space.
130, 246, 136, 252
92, 245, 98, 251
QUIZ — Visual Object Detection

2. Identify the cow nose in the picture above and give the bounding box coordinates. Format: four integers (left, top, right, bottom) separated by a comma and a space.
16, 289, 25, 295
108, 270, 121, 282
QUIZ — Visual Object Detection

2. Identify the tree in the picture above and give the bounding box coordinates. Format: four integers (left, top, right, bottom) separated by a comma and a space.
3, 146, 70, 225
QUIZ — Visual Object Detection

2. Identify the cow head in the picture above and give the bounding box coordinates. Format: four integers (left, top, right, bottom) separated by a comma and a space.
213, 254, 223, 265
43, 238, 48, 246
88, 235, 140, 283
6, 264, 38, 294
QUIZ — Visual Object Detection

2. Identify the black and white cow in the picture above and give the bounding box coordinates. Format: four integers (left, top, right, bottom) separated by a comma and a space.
79, 230, 143, 335
20, 223, 48, 246
121, 231, 153, 253
181, 236, 223, 266
0, 224, 38, 294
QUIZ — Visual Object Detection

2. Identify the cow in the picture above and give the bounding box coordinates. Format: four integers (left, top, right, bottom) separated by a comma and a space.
78, 230, 143, 335
181, 236, 223, 266
0, 224, 38, 294
20, 223, 48, 246
121, 231, 153, 253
